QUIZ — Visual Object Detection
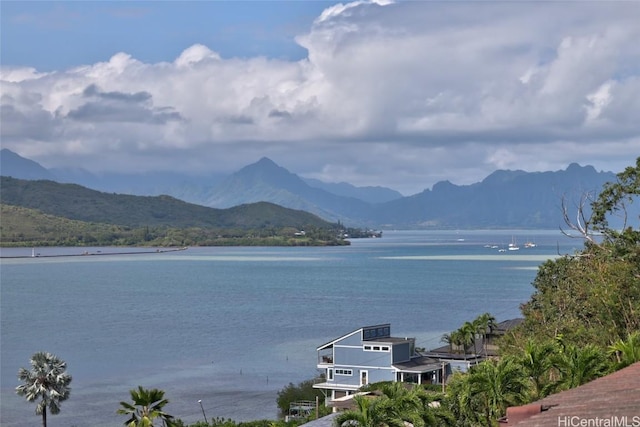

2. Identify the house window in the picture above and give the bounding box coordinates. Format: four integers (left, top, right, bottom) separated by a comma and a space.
328, 369, 334, 380
335, 369, 353, 376
364, 345, 390, 352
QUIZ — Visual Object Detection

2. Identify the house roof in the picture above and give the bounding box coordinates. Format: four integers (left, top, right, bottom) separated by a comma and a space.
501, 362, 640, 426
393, 356, 444, 373
316, 324, 411, 351
426, 318, 524, 358
493, 318, 524, 333
426, 341, 490, 358
371, 336, 414, 344
317, 327, 362, 351
299, 412, 340, 427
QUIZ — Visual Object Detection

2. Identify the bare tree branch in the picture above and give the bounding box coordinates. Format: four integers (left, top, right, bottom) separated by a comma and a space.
559, 192, 596, 243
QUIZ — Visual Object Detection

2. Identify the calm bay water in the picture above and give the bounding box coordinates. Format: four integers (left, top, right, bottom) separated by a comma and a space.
0, 230, 581, 426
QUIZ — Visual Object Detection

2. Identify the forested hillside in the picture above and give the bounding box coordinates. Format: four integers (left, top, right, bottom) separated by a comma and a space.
0, 176, 336, 229
0, 177, 349, 247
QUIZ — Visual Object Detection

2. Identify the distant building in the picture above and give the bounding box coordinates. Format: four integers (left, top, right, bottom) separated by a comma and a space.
424, 318, 524, 373
313, 324, 446, 410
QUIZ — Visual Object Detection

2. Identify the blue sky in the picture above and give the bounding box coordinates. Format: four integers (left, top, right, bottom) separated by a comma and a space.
1, 1, 333, 69
1, 0, 639, 195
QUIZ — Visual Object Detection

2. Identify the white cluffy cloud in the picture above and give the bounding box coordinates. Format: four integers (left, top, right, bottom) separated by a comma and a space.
1, 0, 639, 195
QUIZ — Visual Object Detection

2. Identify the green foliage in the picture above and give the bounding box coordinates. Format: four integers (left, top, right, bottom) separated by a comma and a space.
16, 352, 72, 427
276, 377, 326, 417
441, 313, 497, 357
517, 231, 640, 349
334, 394, 406, 427
473, 313, 497, 356
0, 204, 350, 247
445, 358, 528, 427
0, 177, 345, 244
591, 157, 640, 242
512, 158, 640, 350
173, 416, 307, 427
608, 331, 640, 369
522, 257, 610, 345
117, 386, 176, 427
551, 341, 608, 391
335, 383, 451, 427
444, 338, 611, 426
515, 339, 556, 400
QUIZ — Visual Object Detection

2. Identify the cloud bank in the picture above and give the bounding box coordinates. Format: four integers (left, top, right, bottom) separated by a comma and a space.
1, 1, 639, 195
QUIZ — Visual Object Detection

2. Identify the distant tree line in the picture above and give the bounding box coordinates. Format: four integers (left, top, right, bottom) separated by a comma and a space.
0, 204, 354, 247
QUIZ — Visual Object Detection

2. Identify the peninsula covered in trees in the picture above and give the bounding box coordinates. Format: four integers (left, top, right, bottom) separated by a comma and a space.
0, 177, 371, 247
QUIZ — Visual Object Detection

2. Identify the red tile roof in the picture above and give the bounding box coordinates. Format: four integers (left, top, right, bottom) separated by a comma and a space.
502, 362, 640, 426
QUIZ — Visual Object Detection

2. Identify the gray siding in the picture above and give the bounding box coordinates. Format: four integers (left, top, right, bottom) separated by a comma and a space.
339, 333, 363, 346
362, 349, 392, 367
365, 367, 395, 384
334, 346, 366, 365
336, 345, 393, 367
332, 369, 360, 387
392, 342, 412, 363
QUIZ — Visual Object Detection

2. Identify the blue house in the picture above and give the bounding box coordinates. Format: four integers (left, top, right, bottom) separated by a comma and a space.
313, 324, 445, 408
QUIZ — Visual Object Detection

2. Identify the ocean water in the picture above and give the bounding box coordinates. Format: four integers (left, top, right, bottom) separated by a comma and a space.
0, 230, 581, 426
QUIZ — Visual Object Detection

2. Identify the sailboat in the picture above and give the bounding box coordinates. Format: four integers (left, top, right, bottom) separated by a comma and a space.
508, 236, 520, 251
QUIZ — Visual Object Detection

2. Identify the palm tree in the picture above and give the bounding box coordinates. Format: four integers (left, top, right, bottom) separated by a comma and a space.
553, 343, 607, 391
473, 313, 496, 356
378, 382, 425, 427
608, 331, 640, 369
518, 339, 556, 400
16, 351, 72, 427
441, 333, 454, 353
118, 386, 176, 427
411, 385, 455, 427
334, 394, 406, 427
368, 382, 453, 427
378, 381, 414, 401
444, 371, 484, 426
458, 322, 477, 358
450, 330, 464, 354
467, 357, 529, 426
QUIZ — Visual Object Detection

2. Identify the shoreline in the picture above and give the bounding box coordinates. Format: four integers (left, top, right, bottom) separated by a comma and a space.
0, 246, 188, 259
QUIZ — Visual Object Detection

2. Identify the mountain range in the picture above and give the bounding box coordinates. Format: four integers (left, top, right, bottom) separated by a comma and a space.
1, 148, 628, 229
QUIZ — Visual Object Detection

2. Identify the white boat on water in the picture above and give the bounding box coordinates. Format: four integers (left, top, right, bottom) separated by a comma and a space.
508, 237, 520, 251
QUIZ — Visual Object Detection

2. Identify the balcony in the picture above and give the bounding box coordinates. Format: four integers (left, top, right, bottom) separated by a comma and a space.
318, 350, 333, 365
